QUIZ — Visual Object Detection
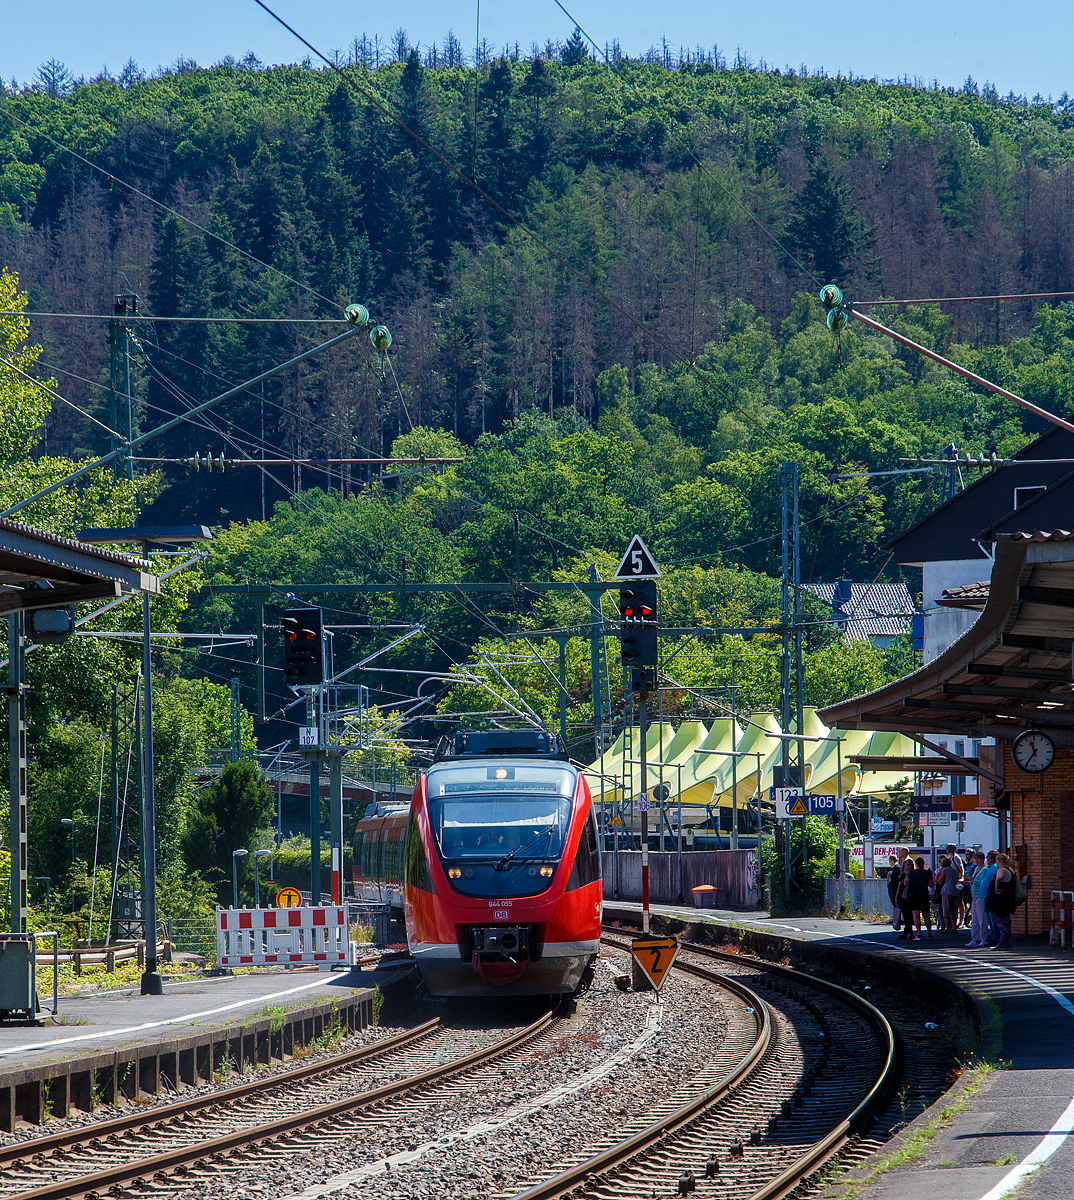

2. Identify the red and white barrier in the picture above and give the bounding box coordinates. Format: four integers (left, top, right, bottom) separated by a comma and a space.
217, 906, 354, 966
1050, 891, 1074, 948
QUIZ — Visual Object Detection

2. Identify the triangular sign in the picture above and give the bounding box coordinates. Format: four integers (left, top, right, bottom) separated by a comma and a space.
631, 936, 679, 990
789, 796, 809, 816
614, 535, 661, 580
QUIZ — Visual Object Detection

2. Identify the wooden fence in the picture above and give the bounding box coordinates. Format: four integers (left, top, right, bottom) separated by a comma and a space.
601, 849, 760, 908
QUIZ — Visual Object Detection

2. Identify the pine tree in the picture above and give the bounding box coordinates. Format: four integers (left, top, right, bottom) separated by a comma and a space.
560, 29, 589, 67
787, 159, 859, 284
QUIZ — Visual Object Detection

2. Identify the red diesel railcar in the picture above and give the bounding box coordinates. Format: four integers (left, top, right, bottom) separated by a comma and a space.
354, 729, 602, 998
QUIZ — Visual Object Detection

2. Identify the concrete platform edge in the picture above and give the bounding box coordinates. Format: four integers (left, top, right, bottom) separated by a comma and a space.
0, 986, 376, 1131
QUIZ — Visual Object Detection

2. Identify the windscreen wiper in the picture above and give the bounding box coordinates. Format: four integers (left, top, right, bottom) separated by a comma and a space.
494, 826, 554, 872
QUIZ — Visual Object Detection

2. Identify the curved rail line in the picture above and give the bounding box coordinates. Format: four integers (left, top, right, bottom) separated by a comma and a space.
511, 934, 897, 1200
0, 1012, 558, 1200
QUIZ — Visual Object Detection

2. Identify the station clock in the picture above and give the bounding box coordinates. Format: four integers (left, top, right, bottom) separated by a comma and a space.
1012, 730, 1056, 774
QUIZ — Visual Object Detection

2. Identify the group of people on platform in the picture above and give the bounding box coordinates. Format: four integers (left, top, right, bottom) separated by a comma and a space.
885, 844, 1022, 948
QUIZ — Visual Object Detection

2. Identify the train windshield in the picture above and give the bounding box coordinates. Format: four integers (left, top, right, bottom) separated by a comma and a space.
426, 763, 576, 897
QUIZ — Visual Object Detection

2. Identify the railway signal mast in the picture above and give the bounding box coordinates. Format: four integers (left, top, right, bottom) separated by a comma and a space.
615, 536, 661, 936
282, 607, 329, 902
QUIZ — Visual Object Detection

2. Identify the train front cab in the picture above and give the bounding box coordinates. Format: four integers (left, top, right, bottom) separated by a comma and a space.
404, 757, 602, 998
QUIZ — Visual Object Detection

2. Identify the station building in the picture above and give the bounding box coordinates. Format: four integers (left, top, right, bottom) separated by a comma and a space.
820, 432, 1074, 934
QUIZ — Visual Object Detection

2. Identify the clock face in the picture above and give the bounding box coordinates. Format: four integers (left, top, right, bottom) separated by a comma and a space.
1013, 730, 1056, 773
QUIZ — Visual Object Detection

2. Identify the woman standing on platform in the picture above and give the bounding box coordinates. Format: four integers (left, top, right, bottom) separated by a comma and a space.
908, 856, 935, 941
985, 852, 1016, 950
966, 851, 987, 947
895, 858, 915, 939
934, 857, 950, 930
940, 854, 963, 933
887, 855, 902, 930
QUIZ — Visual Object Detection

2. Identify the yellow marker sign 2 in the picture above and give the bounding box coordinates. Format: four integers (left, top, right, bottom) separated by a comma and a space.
631, 936, 679, 991
276, 886, 304, 909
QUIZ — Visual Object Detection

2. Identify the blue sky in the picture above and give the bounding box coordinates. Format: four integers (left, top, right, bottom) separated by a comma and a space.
2, 1, 1071, 100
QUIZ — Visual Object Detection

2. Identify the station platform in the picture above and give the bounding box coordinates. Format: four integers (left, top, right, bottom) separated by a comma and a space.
605, 899, 1074, 1200
0, 961, 406, 1131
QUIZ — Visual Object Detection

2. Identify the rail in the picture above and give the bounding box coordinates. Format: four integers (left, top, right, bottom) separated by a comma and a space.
3, 1011, 558, 1200
513, 932, 897, 1200
0, 1016, 440, 1168
685, 940, 898, 1200
513, 936, 771, 1200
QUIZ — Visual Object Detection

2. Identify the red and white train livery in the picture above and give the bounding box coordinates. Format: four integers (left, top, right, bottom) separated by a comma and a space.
354, 729, 602, 998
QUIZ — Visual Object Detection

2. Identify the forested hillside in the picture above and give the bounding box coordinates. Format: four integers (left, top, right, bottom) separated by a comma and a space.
3, 46, 1074, 486
5, 39, 1074, 914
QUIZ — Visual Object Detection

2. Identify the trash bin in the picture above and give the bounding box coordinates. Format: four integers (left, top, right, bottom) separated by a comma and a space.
691, 884, 720, 909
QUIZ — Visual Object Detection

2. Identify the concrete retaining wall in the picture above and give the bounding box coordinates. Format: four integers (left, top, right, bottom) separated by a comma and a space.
0, 987, 375, 1131
825, 876, 894, 916
603, 902, 980, 1056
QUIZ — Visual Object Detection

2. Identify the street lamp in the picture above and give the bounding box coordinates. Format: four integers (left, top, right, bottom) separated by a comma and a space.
253, 850, 271, 909
60, 819, 75, 866
232, 848, 248, 910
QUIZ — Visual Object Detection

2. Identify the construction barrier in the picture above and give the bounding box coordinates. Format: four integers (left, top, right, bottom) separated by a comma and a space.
1051, 891, 1074, 947
217, 906, 354, 967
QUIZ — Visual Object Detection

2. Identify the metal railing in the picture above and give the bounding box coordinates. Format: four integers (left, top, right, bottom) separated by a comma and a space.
167, 917, 218, 964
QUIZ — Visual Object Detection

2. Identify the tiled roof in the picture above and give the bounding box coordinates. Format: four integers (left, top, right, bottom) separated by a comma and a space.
938, 581, 990, 610
804, 582, 916, 642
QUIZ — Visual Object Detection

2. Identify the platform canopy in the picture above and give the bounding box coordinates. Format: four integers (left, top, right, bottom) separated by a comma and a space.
582, 705, 917, 808
0, 517, 158, 614
819, 531, 1074, 749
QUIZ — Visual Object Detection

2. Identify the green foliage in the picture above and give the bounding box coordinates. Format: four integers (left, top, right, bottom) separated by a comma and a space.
762, 814, 840, 914
181, 761, 275, 904
11, 56, 1074, 899
157, 859, 219, 922
804, 640, 892, 709
269, 835, 333, 891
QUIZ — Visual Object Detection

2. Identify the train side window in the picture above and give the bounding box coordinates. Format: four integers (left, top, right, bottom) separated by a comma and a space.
362, 833, 373, 879
378, 832, 387, 881
405, 811, 434, 893
354, 832, 365, 879
566, 809, 602, 891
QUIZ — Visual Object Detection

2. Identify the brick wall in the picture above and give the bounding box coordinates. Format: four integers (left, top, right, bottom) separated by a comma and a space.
1006, 742, 1074, 936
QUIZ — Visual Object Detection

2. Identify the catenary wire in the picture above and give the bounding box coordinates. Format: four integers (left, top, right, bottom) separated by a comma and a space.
0, 356, 122, 439
0, 312, 348, 323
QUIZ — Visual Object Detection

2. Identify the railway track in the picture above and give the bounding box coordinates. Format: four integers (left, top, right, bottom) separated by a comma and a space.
508, 934, 897, 1200
0, 1009, 561, 1200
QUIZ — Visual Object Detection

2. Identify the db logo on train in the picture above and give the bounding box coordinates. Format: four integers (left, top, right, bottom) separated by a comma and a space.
275, 886, 304, 908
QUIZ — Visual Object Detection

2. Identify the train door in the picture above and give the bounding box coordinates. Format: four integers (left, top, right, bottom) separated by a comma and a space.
353, 830, 365, 894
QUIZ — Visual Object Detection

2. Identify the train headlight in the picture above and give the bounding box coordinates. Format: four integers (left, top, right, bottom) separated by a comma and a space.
448, 868, 461, 879
540, 866, 554, 877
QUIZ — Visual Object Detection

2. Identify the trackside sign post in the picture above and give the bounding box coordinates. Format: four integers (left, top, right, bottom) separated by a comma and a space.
615, 535, 661, 934
614, 534, 661, 580
631, 936, 679, 992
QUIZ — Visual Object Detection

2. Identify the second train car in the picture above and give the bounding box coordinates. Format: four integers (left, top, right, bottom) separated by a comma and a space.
353, 729, 602, 997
